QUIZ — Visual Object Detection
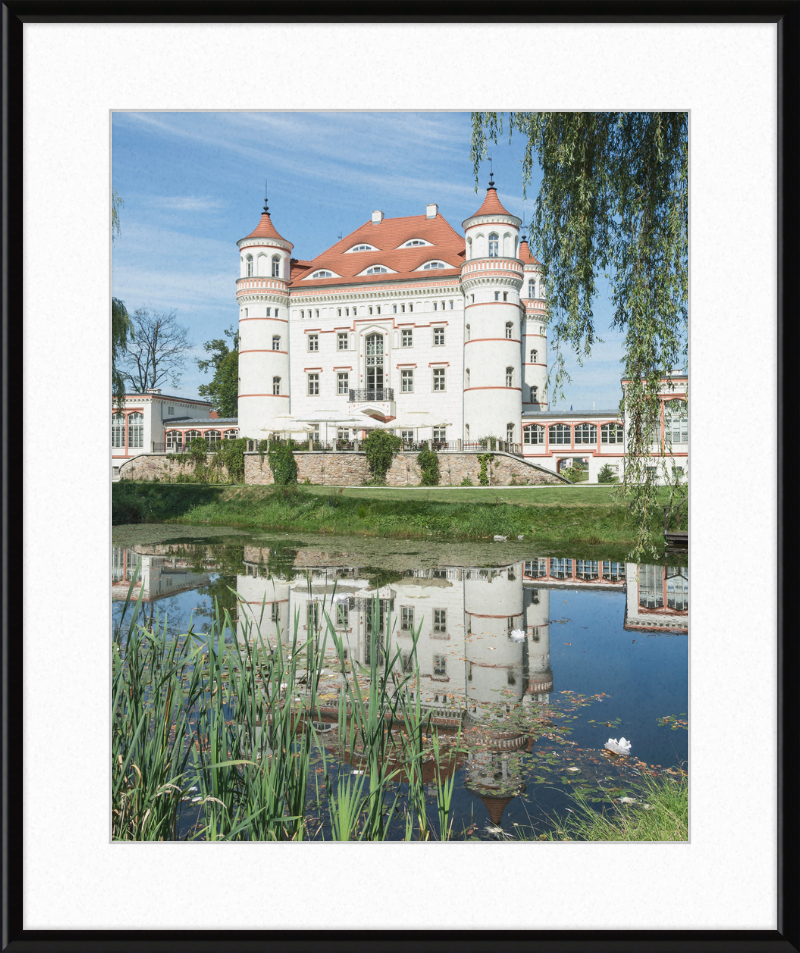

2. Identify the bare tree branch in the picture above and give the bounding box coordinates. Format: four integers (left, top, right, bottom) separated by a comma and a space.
121, 308, 193, 392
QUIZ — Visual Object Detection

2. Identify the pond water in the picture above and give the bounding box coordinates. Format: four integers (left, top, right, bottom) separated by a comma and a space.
112, 526, 688, 840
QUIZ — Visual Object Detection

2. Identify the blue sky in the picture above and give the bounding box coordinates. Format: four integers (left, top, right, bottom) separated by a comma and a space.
112, 111, 626, 409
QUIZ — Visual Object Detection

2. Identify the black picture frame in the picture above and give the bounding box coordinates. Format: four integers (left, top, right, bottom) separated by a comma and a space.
2, 4, 796, 951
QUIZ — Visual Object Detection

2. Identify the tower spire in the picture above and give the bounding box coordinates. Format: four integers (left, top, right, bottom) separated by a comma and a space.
488, 154, 495, 189
263, 177, 269, 214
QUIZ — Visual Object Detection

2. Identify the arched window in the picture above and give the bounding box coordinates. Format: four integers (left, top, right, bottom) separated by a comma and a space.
528, 278, 535, 298
273, 376, 281, 395
548, 424, 571, 445
420, 261, 446, 270
465, 423, 470, 440
128, 412, 144, 449
272, 335, 281, 351
310, 270, 334, 279
245, 255, 253, 277
523, 425, 544, 445
505, 367, 514, 387
465, 369, 470, 387
601, 423, 624, 444
574, 423, 598, 444
365, 265, 389, 274
204, 429, 221, 448
531, 385, 539, 402
465, 324, 470, 341
530, 349, 538, 363
506, 423, 514, 443
184, 430, 202, 446
112, 413, 125, 448
223, 429, 238, 440
165, 430, 183, 451
466, 237, 473, 260
505, 322, 513, 339
666, 400, 688, 443
488, 233, 499, 258
271, 255, 280, 277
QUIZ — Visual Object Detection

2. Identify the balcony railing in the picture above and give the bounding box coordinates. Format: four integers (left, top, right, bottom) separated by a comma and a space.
349, 387, 394, 402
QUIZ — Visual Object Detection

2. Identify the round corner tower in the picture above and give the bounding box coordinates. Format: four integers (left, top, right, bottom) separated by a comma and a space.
519, 238, 548, 412
460, 179, 524, 445
236, 194, 293, 439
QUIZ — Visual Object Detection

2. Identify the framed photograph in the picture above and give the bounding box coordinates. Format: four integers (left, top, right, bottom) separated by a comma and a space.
3, 6, 795, 950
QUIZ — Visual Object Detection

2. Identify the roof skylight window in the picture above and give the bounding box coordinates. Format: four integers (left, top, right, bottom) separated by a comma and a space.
399, 238, 433, 248
419, 260, 448, 270
346, 243, 379, 253
359, 264, 394, 276
306, 269, 340, 279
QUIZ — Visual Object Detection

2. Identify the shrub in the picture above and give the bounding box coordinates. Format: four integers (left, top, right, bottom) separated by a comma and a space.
417, 450, 440, 486
477, 453, 494, 486
459, 476, 474, 487
213, 436, 249, 483
363, 430, 402, 484
598, 464, 619, 484
267, 440, 298, 486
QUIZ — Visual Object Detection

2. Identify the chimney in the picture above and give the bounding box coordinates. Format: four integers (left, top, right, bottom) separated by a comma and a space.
209, 410, 219, 419
426, 203, 438, 219
147, 388, 162, 394
372, 210, 384, 224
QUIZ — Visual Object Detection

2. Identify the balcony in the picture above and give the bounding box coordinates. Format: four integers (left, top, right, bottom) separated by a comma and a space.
349, 387, 394, 402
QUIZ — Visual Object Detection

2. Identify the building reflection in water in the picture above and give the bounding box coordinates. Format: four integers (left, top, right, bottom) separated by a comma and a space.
112, 540, 686, 827
233, 549, 687, 827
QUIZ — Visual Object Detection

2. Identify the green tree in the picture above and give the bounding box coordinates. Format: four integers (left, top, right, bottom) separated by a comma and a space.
111, 189, 133, 409
363, 430, 402, 484
471, 112, 687, 555
196, 326, 239, 417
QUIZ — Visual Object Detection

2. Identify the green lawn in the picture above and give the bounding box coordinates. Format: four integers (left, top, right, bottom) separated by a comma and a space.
113, 481, 673, 550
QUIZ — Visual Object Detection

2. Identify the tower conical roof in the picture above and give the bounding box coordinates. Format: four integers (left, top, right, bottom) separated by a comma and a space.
242, 212, 293, 248
519, 236, 542, 265
470, 186, 512, 219
479, 795, 514, 826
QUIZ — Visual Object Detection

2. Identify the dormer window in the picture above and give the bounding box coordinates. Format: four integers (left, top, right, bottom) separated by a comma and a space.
307, 269, 338, 279
419, 260, 447, 270
365, 265, 389, 275
346, 243, 379, 253
488, 233, 499, 258
399, 238, 432, 248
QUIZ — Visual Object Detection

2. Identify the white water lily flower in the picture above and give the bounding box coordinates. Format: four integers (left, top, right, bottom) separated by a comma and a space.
510, 629, 526, 642
604, 737, 632, 756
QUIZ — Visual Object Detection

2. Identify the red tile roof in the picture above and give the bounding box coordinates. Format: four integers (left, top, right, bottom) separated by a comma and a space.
241, 212, 293, 248
289, 213, 465, 288
519, 238, 542, 265
468, 186, 513, 220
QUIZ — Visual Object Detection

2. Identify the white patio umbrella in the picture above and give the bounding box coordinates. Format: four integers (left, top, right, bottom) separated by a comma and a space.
294, 411, 371, 444
376, 411, 453, 442
260, 415, 316, 438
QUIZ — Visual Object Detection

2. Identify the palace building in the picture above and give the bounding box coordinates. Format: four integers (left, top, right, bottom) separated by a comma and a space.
113, 178, 687, 484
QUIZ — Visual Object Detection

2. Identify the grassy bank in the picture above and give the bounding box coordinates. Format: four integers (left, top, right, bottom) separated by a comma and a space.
113, 481, 669, 546
533, 772, 688, 841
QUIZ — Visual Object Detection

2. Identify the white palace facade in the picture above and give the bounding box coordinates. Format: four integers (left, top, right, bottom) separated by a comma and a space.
112, 179, 687, 483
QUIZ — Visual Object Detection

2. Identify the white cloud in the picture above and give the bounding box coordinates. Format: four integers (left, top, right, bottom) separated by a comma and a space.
141, 195, 227, 212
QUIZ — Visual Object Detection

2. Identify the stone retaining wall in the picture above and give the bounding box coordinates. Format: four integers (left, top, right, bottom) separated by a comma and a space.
118, 453, 230, 482
244, 451, 564, 487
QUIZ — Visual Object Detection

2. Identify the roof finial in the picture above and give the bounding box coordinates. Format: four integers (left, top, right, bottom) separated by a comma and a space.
263, 177, 269, 214
488, 154, 495, 189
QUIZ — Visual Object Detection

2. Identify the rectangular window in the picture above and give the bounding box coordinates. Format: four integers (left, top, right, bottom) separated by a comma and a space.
409, 303, 413, 313
549, 424, 571, 445
307, 602, 319, 632
433, 609, 447, 633
337, 332, 348, 350
345, 308, 349, 317
336, 601, 349, 627
308, 374, 319, 396
315, 309, 319, 318
433, 368, 446, 392
266, 308, 271, 316
401, 369, 414, 393
308, 334, 319, 352
433, 302, 438, 311
401, 653, 414, 674
449, 300, 454, 309
523, 426, 544, 445
337, 427, 350, 440
337, 308, 342, 317
111, 414, 125, 449
393, 305, 397, 314
272, 335, 280, 351
666, 402, 688, 443
433, 654, 447, 676
505, 368, 513, 387
369, 306, 373, 315
401, 429, 414, 443
401, 606, 414, 630
494, 292, 500, 301
377, 306, 381, 314
574, 423, 598, 444
433, 427, 446, 442
168, 407, 174, 415
337, 372, 349, 395
503, 292, 508, 301
401, 329, 413, 347
433, 327, 445, 346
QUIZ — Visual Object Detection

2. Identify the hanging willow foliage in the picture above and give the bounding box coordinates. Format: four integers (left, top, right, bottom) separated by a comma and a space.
470, 112, 688, 556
